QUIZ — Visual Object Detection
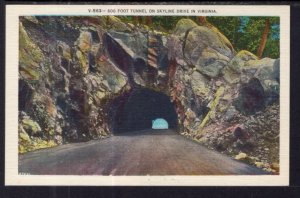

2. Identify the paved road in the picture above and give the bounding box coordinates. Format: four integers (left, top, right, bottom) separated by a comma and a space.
19, 129, 267, 175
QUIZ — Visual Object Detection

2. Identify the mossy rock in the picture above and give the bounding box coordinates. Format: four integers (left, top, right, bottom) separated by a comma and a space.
19, 22, 44, 81
95, 91, 107, 100
76, 31, 92, 52
190, 71, 210, 98
19, 144, 28, 154
21, 118, 41, 135
76, 50, 89, 74
19, 125, 31, 142
228, 50, 258, 73
57, 42, 72, 60
222, 66, 241, 84
19, 137, 57, 154
184, 26, 234, 78
106, 16, 132, 32
35, 140, 57, 150
173, 19, 198, 36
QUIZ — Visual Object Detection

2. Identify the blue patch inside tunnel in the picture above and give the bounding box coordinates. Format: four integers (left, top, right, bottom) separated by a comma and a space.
152, 118, 169, 129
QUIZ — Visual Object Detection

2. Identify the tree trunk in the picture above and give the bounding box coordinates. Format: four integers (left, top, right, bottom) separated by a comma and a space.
197, 16, 214, 28
133, 16, 138, 25
198, 16, 207, 25
145, 16, 152, 26
257, 19, 270, 59
133, 16, 142, 25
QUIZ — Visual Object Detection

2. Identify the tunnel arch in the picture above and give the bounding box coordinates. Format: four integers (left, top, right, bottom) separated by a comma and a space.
108, 88, 178, 134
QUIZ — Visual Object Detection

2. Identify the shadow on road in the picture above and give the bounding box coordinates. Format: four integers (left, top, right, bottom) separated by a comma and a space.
113, 129, 178, 136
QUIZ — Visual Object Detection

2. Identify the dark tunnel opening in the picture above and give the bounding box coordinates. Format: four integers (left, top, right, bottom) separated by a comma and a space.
108, 88, 178, 134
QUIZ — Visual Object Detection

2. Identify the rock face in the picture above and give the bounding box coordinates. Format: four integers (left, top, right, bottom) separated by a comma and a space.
166, 19, 279, 173
184, 26, 235, 78
19, 16, 129, 152
19, 17, 279, 172
103, 28, 169, 92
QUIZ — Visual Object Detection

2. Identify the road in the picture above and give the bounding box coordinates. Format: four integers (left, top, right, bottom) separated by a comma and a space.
19, 129, 267, 175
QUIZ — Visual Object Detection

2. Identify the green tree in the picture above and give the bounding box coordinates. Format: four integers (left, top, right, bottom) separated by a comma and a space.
234, 17, 279, 59
207, 16, 279, 59
207, 16, 242, 48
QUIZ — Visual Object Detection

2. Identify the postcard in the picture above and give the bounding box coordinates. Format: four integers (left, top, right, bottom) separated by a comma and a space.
5, 4, 290, 186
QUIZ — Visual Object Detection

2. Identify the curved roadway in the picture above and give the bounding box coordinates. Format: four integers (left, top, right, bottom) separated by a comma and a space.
19, 129, 267, 175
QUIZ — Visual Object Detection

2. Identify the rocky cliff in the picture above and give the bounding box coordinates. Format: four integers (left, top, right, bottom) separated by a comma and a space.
19, 16, 280, 173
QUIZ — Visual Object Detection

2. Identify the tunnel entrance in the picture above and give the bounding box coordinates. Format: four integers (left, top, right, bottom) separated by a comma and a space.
108, 88, 178, 134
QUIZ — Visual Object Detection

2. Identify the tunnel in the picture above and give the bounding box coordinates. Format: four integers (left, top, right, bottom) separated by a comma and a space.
108, 88, 178, 134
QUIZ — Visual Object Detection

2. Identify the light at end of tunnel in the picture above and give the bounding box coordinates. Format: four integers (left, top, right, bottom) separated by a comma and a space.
152, 118, 169, 129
